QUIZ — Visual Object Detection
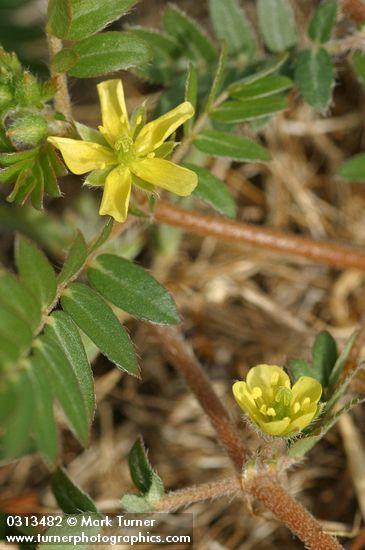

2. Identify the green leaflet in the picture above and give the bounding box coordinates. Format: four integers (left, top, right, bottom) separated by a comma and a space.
66, 0, 139, 41
257, 0, 297, 53
184, 63, 198, 136
58, 231, 88, 286
35, 337, 90, 446
195, 130, 270, 162
308, 0, 337, 44
52, 467, 98, 514
163, 4, 216, 64
53, 32, 151, 78
2, 370, 33, 458
0, 305, 33, 366
185, 163, 236, 218
211, 96, 287, 123
295, 48, 334, 111
208, 0, 256, 57
45, 311, 95, 423
230, 75, 293, 100
339, 153, 365, 181
87, 254, 180, 325
121, 437, 164, 512
27, 358, 58, 464
15, 235, 57, 309
61, 282, 139, 377
0, 273, 41, 332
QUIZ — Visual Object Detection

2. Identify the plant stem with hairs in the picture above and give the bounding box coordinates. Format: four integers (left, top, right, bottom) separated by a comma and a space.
46, 34, 72, 120
154, 201, 365, 271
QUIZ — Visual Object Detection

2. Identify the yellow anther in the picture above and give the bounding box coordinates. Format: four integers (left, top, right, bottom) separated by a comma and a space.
259, 404, 267, 414
271, 372, 279, 385
251, 386, 262, 399
293, 402, 300, 414
267, 407, 276, 417
301, 397, 311, 410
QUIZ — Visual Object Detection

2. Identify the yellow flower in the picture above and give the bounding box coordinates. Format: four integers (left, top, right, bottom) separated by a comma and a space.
48, 79, 198, 222
233, 364, 322, 437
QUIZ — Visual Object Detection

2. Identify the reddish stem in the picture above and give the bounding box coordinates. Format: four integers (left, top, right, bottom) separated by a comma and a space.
154, 202, 365, 271
342, 0, 365, 22
245, 472, 343, 550
149, 325, 247, 471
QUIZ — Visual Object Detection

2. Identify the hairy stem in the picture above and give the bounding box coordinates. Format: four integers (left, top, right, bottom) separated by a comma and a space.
47, 35, 72, 120
342, 0, 365, 22
149, 325, 247, 471
154, 201, 365, 271
245, 472, 343, 550
154, 476, 241, 512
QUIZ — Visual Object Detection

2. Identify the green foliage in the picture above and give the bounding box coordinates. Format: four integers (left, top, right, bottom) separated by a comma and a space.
87, 254, 181, 325
257, 0, 297, 53
0, 222, 181, 463
195, 130, 270, 162
48, 0, 151, 78
208, 0, 256, 57
52, 467, 98, 514
294, 48, 334, 111
53, 32, 151, 78
289, 331, 338, 387
57, 0, 139, 41
229, 75, 293, 100
185, 163, 236, 218
339, 153, 365, 180
61, 282, 140, 377
163, 5, 216, 64
211, 95, 288, 123
0, 48, 65, 208
351, 52, 365, 87
121, 437, 164, 512
308, 0, 337, 44
15, 235, 57, 309
45, 311, 95, 422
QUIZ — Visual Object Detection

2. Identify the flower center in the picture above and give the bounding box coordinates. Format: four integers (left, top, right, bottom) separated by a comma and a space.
114, 135, 136, 166
252, 385, 292, 421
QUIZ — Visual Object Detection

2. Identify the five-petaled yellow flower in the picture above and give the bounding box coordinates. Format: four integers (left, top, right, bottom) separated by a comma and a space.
48, 79, 198, 222
233, 364, 322, 437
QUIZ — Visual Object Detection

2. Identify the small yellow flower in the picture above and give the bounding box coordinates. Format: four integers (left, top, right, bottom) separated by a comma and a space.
48, 79, 198, 222
233, 364, 322, 437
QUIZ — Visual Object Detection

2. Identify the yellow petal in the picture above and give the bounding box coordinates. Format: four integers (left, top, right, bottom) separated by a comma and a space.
291, 376, 322, 405
130, 157, 197, 196
283, 406, 318, 436
48, 137, 116, 175
99, 165, 132, 223
97, 80, 130, 145
134, 101, 194, 155
246, 365, 290, 392
257, 417, 291, 436
232, 381, 262, 424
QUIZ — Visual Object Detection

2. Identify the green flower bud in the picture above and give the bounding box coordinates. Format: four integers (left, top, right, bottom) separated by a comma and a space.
5, 111, 48, 149
0, 84, 13, 110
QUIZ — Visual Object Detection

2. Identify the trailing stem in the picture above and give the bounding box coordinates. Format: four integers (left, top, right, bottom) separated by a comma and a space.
154, 201, 365, 271
154, 476, 241, 512
149, 325, 247, 471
